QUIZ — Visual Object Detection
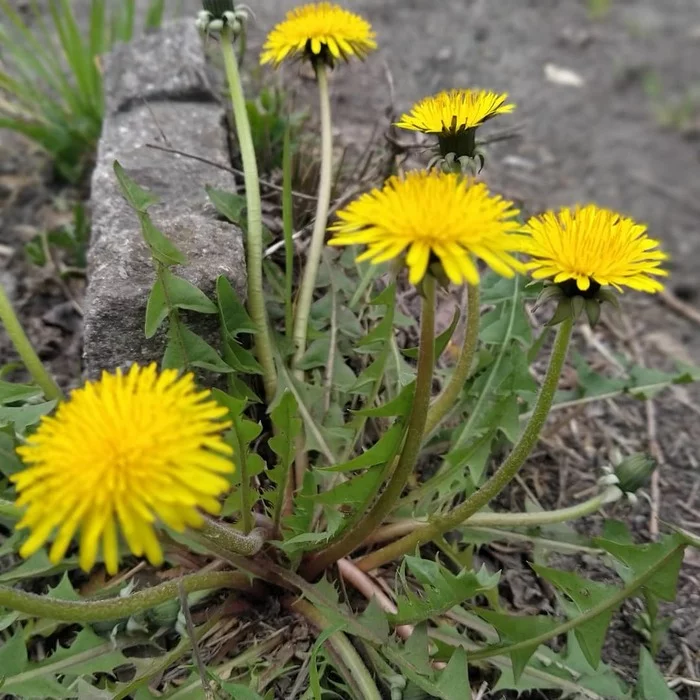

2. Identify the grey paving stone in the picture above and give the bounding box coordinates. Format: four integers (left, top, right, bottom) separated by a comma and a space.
83, 18, 245, 377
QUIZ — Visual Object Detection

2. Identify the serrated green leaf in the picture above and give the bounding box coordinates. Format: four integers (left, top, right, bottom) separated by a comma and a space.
393, 558, 499, 625
531, 563, 620, 668
162, 326, 232, 374
211, 389, 246, 418
637, 646, 677, 699
356, 312, 394, 349
354, 381, 415, 418
336, 306, 364, 339
595, 535, 685, 601
628, 366, 683, 399
492, 394, 521, 443
348, 357, 385, 395
216, 276, 255, 338
573, 353, 627, 397
0, 430, 24, 477
312, 465, 384, 507
113, 160, 159, 211
477, 610, 560, 682
268, 391, 302, 508
388, 338, 416, 387
274, 361, 337, 464
161, 270, 217, 314
0, 401, 56, 434
138, 213, 187, 266
223, 339, 264, 375
401, 622, 433, 676
435, 646, 471, 700
370, 283, 396, 307
358, 597, 390, 643
480, 301, 531, 347
0, 548, 80, 583
2, 629, 129, 697
404, 307, 460, 360
206, 186, 246, 224
47, 572, 81, 601
321, 420, 405, 472
298, 337, 330, 370
76, 679, 114, 700
492, 631, 629, 699
331, 355, 357, 393
144, 277, 167, 338
0, 381, 42, 405
602, 519, 634, 544
0, 633, 28, 676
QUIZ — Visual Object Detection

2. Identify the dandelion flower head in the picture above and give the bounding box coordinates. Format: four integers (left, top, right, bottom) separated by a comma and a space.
12, 364, 234, 574
261, 2, 376, 68
329, 170, 524, 286
395, 89, 515, 134
520, 204, 668, 294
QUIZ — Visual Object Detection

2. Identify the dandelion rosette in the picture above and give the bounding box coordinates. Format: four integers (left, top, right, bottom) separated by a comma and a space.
519, 204, 668, 325
328, 170, 524, 286
12, 364, 234, 574
260, 2, 377, 68
395, 89, 515, 159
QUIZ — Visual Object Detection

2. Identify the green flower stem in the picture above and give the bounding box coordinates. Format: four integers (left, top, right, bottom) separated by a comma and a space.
282, 124, 295, 339
424, 283, 480, 436
303, 276, 437, 579
0, 282, 63, 401
404, 278, 520, 508
290, 597, 382, 700
363, 486, 621, 546
291, 62, 333, 375
0, 571, 248, 622
200, 518, 269, 556
357, 316, 574, 572
220, 25, 276, 400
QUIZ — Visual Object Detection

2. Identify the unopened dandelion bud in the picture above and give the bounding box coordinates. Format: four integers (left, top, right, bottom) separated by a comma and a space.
203, 0, 235, 15
614, 453, 655, 494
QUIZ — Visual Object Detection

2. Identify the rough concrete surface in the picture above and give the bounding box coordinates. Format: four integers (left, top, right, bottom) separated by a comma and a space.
83, 18, 245, 376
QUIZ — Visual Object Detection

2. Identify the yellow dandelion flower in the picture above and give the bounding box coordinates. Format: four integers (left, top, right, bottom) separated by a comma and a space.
395, 89, 515, 134
12, 364, 234, 574
260, 2, 377, 68
520, 204, 668, 294
328, 171, 524, 286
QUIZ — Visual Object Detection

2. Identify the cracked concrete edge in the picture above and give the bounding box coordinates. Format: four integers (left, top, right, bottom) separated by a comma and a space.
83, 18, 246, 378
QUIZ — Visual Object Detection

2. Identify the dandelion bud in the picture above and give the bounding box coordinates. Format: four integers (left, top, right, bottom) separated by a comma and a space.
203, 0, 235, 15
614, 453, 656, 494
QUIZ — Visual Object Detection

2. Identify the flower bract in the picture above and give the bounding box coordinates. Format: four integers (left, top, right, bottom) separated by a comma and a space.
260, 2, 377, 68
328, 171, 524, 285
12, 364, 234, 574
395, 89, 515, 134
519, 204, 668, 293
